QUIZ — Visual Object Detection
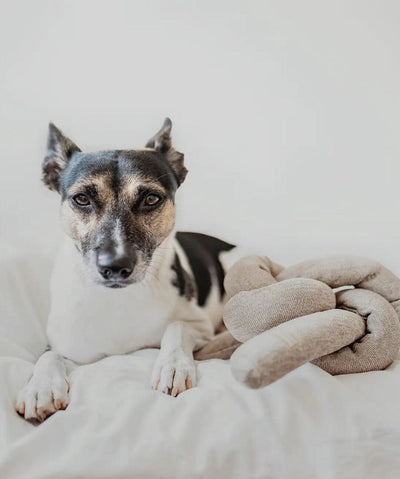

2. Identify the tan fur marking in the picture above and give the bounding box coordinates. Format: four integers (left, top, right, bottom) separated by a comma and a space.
68, 174, 115, 206
148, 199, 175, 245
62, 172, 175, 251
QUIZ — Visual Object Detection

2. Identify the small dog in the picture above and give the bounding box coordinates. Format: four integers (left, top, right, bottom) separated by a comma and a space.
16, 118, 241, 422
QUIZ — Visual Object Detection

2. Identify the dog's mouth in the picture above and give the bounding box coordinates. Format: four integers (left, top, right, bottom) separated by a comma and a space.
102, 280, 135, 289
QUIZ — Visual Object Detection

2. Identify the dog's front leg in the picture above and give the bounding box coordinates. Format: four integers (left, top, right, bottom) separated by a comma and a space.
16, 350, 70, 422
151, 319, 212, 396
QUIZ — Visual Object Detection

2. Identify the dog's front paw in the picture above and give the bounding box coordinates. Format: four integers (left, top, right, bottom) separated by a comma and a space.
151, 349, 196, 397
16, 374, 70, 422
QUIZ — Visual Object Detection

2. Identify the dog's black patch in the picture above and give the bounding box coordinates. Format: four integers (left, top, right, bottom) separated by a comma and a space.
43, 118, 186, 194
171, 253, 196, 301
176, 232, 235, 306
60, 150, 178, 200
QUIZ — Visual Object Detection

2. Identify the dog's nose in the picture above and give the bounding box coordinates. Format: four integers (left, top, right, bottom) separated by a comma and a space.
97, 254, 134, 281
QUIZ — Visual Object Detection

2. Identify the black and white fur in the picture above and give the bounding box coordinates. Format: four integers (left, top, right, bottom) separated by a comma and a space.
16, 119, 240, 422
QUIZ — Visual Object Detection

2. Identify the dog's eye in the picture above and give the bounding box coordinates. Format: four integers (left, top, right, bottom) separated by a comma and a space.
73, 194, 91, 207
144, 194, 161, 206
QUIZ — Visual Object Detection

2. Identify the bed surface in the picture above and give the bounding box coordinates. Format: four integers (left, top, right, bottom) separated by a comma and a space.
1, 245, 400, 479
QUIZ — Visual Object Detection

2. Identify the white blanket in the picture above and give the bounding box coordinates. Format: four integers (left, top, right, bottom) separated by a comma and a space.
1, 245, 400, 479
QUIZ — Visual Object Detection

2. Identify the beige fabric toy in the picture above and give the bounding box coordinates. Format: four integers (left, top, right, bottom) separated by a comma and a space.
194, 255, 400, 388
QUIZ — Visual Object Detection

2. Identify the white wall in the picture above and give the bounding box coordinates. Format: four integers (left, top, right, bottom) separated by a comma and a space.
1, 0, 400, 271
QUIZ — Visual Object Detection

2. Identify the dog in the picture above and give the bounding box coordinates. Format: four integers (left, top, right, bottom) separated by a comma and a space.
15, 118, 242, 422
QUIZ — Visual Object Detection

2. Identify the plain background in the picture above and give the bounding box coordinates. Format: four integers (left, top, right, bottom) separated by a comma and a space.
1, 0, 399, 272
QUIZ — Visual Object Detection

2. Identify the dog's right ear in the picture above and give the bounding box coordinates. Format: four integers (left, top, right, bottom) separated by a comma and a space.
42, 123, 81, 192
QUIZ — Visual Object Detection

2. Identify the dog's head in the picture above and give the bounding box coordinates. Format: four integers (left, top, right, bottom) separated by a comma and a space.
42, 118, 187, 288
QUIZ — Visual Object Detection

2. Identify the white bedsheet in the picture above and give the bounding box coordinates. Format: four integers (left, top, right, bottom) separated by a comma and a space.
1, 244, 400, 479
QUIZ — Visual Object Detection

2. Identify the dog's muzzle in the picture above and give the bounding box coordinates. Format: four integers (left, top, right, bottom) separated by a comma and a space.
96, 246, 137, 285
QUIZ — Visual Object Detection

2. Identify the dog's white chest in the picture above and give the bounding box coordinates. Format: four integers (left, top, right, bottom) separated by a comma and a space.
46, 244, 175, 364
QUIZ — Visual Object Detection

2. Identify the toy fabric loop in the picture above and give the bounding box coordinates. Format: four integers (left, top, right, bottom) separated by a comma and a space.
195, 254, 400, 388
224, 278, 335, 343
278, 255, 400, 316
314, 288, 400, 375
230, 309, 364, 388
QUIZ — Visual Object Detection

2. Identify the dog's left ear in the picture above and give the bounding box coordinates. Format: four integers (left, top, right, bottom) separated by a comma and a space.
146, 118, 187, 185
42, 123, 81, 192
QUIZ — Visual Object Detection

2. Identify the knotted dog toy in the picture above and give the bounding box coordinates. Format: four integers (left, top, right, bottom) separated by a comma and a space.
194, 256, 400, 388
